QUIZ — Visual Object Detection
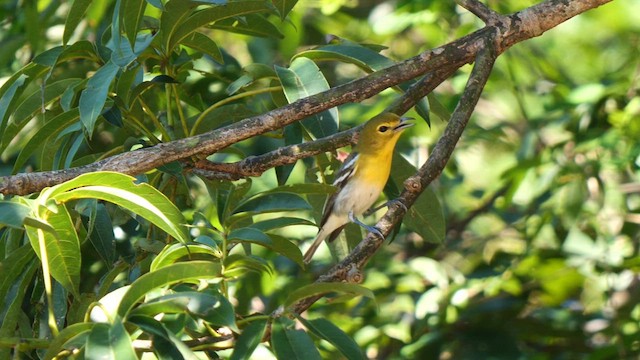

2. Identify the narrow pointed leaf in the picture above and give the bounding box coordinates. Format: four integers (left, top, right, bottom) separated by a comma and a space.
121, 0, 147, 46
13, 108, 80, 173
272, 317, 321, 360
296, 317, 365, 360
79, 61, 119, 137
233, 192, 311, 215
64, 0, 93, 45
272, 0, 297, 20
168, 1, 271, 51
283, 282, 375, 308
181, 32, 223, 63
150, 243, 221, 271
42, 322, 95, 360
230, 319, 268, 360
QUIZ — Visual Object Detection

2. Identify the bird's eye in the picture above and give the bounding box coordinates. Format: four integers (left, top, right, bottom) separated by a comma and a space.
378, 126, 389, 133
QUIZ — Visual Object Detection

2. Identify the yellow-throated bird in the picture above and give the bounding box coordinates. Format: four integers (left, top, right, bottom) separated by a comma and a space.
303, 112, 414, 263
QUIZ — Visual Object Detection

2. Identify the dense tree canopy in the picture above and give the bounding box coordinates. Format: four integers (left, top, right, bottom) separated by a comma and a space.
1, 0, 639, 359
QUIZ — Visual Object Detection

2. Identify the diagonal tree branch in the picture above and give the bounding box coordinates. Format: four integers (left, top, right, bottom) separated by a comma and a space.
192, 67, 456, 181
0, 0, 611, 196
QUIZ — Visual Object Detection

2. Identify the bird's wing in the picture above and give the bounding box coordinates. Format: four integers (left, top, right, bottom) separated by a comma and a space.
318, 151, 359, 228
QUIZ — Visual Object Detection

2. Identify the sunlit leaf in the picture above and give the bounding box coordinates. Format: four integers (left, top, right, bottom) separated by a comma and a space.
25, 207, 81, 297
45, 171, 190, 244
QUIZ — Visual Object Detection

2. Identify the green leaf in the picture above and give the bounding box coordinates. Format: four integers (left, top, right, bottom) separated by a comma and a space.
0, 73, 27, 136
294, 42, 430, 125
79, 61, 120, 138
272, 317, 322, 360
263, 234, 305, 266
232, 192, 311, 216
160, 0, 197, 53
210, 14, 284, 39
228, 229, 304, 266
293, 44, 393, 73
0, 246, 38, 360
10, 78, 81, 132
45, 171, 190, 244
0, 201, 30, 229
249, 217, 316, 231
230, 318, 268, 360
13, 108, 80, 173
87, 203, 117, 266
223, 254, 273, 277
127, 314, 196, 359
117, 261, 223, 317
275, 57, 338, 139
181, 32, 223, 63
228, 227, 272, 245
64, 0, 93, 45
227, 63, 277, 95
387, 153, 445, 244
272, 0, 297, 20
42, 322, 95, 360
168, 0, 272, 52
150, 242, 221, 271
131, 291, 236, 330
85, 320, 137, 360
25, 206, 82, 297
296, 317, 365, 360
121, 0, 147, 46
283, 282, 375, 309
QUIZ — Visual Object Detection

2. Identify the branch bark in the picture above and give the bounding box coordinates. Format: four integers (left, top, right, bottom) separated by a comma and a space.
0, 0, 612, 195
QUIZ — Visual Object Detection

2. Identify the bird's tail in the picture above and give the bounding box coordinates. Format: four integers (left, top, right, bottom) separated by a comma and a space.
303, 229, 328, 264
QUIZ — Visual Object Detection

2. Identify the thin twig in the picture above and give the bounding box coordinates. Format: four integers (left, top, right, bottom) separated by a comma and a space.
455, 0, 503, 25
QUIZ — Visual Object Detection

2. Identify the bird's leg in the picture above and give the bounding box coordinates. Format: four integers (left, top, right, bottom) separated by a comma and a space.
348, 211, 384, 239
363, 198, 408, 217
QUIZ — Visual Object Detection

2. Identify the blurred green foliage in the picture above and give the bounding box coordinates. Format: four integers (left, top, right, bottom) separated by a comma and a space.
1, 0, 640, 359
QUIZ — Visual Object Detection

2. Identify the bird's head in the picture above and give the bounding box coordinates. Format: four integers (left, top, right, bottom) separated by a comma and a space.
357, 112, 414, 153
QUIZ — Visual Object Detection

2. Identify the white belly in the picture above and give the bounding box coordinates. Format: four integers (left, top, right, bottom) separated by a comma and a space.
332, 181, 381, 217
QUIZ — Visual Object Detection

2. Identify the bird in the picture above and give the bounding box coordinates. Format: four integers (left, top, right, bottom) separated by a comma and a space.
303, 112, 414, 264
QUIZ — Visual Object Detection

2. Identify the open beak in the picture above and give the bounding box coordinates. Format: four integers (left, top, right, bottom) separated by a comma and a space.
394, 116, 415, 131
